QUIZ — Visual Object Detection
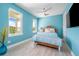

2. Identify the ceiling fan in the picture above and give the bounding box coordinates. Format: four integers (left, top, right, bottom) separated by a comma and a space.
40, 7, 52, 16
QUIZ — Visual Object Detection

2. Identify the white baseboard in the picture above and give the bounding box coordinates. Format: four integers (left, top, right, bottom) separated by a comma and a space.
71, 51, 75, 56
8, 38, 31, 49
64, 41, 75, 56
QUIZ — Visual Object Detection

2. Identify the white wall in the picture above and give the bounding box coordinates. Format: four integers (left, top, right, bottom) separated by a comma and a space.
63, 3, 73, 39
66, 12, 70, 28
63, 11, 67, 39
63, 11, 70, 39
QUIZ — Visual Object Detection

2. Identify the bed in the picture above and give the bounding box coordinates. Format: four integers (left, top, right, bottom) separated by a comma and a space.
66, 27, 79, 55
32, 25, 62, 51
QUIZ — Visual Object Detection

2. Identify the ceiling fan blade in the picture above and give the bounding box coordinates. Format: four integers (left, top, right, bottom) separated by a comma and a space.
43, 7, 52, 12
44, 12, 49, 16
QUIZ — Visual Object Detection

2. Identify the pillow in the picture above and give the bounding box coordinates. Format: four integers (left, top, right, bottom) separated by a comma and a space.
45, 28, 50, 32
40, 28, 45, 32
50, 28, 55, 33
40, 29, 43, 32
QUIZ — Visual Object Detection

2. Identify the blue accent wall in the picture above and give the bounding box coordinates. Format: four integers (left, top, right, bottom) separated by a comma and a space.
63, 3, 79, 55
66, 27, 79, 56
65, 3, 79, 56
0, 3, 37, 46
38, 15, 63, 38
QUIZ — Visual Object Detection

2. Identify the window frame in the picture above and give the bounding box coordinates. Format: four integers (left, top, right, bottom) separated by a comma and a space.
8, 8, 23, 37
32, 19, 37, 33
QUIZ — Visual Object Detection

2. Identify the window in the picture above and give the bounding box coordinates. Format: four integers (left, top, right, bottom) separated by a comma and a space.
8, 8, 23, 37
32, 19, 37, 33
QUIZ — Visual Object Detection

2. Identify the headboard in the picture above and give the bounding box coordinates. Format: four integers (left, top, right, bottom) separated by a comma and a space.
40, 25, 57, 33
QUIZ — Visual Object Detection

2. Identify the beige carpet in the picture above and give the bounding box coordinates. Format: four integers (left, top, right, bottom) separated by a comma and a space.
5, 39, 72, 56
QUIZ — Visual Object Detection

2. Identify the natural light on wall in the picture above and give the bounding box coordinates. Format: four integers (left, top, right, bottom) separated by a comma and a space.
8, 8, 23, 37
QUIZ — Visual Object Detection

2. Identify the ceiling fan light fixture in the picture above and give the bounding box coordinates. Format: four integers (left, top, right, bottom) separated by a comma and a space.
40, 7, 52, 16
43, 12, 48, 16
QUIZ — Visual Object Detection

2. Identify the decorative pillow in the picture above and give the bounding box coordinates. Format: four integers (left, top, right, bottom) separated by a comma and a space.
40, 29, 43, 32
50, 28, 55, 33
45, 28, 50, 32
40, 27, 45, 32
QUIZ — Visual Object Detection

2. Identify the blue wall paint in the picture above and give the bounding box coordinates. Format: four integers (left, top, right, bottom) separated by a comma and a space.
66, 27, 79, 56
38, 15, 63, 38
63, 3, 79, 55
0, 3, 37, 45
66, 3, 79, 56
0, 4, 9, 46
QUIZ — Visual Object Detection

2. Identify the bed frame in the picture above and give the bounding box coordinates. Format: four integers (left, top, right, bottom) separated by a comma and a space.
34, 41, 61, 52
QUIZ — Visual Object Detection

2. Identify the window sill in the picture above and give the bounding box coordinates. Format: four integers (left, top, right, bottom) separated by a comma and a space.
8, 33, 23, 37
33, 31, 37, 33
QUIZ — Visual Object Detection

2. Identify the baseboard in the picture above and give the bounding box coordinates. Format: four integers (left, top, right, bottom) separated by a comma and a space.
64, 41, 75, 56
8, 38, 31, 49
71, 50, 75, 56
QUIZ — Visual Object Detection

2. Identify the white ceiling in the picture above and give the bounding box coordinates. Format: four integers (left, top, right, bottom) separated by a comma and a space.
16, 3, 67, 17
